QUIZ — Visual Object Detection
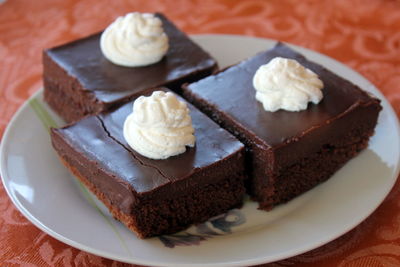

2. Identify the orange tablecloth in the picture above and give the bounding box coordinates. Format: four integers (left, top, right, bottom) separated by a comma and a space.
1, 0, 400, 266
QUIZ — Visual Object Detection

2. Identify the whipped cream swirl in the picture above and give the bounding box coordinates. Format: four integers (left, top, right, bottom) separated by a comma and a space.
100, 12, 169, 67
124, 91, 196, 160
253, 57, 324, 112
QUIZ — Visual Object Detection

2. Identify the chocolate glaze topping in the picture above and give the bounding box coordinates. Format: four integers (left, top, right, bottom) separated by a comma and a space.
53, 88, 244, 196
184, 43, 380, 147
45, 13, 217, 105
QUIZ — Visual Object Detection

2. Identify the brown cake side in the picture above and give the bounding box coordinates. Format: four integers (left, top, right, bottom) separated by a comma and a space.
43, 53, 106, 123
43, 13, 218, 123
182, 43, 382, 210
53, 133, 244, 238
256, 103, 380, 208
50, 88, 246, 238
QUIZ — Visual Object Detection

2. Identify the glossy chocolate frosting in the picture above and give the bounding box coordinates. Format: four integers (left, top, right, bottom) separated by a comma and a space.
53, 88, 244, 197
45, 13, 217, 105
183, 43, 380, 148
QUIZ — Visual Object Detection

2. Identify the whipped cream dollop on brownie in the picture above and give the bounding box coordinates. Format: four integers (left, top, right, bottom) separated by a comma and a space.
253, 57, 324, 112
100, 12, 169, 67
124, 91, 195, 160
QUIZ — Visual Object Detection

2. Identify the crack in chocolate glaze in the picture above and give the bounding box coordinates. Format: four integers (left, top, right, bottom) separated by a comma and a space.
95, 116, 172, 182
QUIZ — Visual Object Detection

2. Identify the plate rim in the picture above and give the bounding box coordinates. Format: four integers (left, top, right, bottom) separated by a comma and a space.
1, 33, 400, 267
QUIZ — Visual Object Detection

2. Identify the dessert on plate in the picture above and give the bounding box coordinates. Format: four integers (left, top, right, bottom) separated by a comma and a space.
43, 12, 217, 123
45, 10, 381, 238
50, 87, 246, 238
182, 42, 382, 210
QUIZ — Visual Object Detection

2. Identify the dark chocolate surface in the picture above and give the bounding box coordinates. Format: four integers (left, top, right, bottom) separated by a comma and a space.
45, 13, 217, 105
54, 88, 244, 194
183, 43, 379, 147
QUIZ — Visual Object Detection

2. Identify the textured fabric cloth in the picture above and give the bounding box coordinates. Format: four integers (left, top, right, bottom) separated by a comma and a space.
1, 0, 400, 266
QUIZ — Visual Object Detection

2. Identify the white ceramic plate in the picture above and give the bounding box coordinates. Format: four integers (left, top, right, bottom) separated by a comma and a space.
1, 34, 400, 267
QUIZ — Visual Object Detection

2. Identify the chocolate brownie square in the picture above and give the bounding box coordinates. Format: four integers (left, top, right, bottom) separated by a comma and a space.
43, 13, 217, 123
182, 43, 382, 210
50, 87, 246, 238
